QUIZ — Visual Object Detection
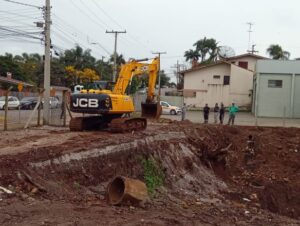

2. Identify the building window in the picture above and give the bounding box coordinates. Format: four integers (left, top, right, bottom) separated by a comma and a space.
238, 61, 248, 69
268, 80, 283, 88
213, 75, 221, 79
223, 75, 230, 85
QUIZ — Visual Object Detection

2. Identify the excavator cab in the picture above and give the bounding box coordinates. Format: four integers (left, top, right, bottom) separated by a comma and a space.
141, 102, 162, 119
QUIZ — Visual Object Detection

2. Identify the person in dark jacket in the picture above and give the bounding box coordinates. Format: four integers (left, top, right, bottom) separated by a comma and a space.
219, 103, 225, 124
213, 103, 220, 123
203, 104, 210, 124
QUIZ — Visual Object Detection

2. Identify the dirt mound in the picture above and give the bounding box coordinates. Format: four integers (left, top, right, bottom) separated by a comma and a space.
0, 123, 299, 225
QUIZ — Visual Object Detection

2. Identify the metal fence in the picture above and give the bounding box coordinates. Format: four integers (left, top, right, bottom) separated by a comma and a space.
0, 90, 68, 131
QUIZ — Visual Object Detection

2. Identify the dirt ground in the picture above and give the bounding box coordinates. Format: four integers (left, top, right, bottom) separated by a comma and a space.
0, 121, 299, 226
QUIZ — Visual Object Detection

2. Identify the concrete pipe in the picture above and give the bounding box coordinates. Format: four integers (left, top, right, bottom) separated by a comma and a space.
107, 176, 148, 205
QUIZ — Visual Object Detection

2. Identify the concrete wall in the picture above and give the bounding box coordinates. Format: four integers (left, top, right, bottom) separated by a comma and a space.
184, 64, 231, 107
229, 64, 253, 108
183, 62, 254, 109
254, 60, 300, 118
184, 64, 230, 90
257, 74, 292, 117
294, 75, 300, 117
230, 56, 259, 71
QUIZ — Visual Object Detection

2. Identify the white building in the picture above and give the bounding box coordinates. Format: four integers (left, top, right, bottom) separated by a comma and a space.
182, 53, 266, 109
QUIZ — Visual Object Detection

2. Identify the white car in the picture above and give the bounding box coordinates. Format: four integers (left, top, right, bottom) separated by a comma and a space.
0, 96, 20, 110
50, 96, 60, 108
41, 96, 60, 109
160, 101, 182, 115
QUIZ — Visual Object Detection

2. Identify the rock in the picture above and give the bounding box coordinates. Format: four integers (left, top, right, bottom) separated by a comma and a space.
181, 201, 188, 209
20, 193, 29, 200
31, 187, 39, 194
250, 193, 258, 201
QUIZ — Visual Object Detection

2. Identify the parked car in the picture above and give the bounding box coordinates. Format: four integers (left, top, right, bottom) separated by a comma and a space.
42, 96, 60, 109
160, 101, 182, 115
50, 96, 60, 108
20, 97, 39, 110
0, 96, 20, 110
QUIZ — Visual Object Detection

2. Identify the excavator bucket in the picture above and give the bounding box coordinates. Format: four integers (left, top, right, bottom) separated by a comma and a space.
141, 102, 162, 119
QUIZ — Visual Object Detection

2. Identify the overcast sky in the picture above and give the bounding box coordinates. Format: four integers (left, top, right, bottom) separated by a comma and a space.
1, 0, 299, 81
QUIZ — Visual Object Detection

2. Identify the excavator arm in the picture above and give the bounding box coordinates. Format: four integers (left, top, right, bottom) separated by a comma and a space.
113, 58, 159, 100
112, 58, 161, 118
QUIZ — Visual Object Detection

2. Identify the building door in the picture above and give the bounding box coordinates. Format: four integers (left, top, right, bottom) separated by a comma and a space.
294, 75, 300, 118
257, 74, 292, 117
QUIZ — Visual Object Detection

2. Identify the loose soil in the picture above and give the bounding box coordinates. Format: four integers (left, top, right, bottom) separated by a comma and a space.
0, 121, 299, 225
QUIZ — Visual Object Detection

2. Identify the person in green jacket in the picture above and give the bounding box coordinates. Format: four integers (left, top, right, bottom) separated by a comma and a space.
227, 103, 239, 125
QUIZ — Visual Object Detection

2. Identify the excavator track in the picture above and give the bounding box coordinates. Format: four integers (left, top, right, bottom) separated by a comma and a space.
69, 116, 108, 131
69, 117, 84, 131
109, 117, 147, 133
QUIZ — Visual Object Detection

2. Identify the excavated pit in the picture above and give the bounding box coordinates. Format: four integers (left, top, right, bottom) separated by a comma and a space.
0, 123, 299, 225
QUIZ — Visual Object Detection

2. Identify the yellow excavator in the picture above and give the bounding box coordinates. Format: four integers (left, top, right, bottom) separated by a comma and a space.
69, 58, 162, 132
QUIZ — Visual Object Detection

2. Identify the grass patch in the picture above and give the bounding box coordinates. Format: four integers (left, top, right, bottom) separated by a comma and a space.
142, 158, 164, 194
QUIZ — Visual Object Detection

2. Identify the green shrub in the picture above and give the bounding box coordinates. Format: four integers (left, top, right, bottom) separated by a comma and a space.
142, 158, 164, 194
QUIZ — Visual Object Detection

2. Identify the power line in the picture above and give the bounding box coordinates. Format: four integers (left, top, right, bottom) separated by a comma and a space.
1, 0, 43, 9
70, 0, 106, 30
52, 18, 111, 56
79, 0, 112, 30
91, 0, 123, 29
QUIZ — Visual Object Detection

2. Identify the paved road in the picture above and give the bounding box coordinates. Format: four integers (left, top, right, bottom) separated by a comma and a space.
162, 111, 300, 128
1, 109, 300, 130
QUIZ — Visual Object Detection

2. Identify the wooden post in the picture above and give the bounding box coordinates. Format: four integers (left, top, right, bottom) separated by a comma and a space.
4, 87, 13, 131
63, 90, 67, 126
37, 89, 44, 126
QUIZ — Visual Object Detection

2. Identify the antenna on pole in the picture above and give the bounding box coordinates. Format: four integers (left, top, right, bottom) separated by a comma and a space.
247, 22, 253, 52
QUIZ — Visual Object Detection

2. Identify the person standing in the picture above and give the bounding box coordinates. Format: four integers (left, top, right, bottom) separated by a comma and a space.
219, 103, 225, 124
213, 103, 220, 123
181, 103, 187, 121
203, 103, 210, 124
227, 103, 239, 125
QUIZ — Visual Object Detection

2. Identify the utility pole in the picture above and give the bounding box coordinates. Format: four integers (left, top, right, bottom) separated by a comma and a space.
247, 44, 259, 55
152, 51, 166, 100
43, 0, 51, 125
171, 60, 184, 88
106, 30, 126, 82
172, 60, 184, 87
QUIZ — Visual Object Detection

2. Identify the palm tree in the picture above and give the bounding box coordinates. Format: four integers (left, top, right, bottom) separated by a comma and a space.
193, 37, 218, 62
184, 49, 200, 67
266, 44, 290, 60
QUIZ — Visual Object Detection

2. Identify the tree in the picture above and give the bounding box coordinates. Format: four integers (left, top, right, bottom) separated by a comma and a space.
184, 37, 219, 65
193, 37, 219, 62
184, 49, 199, 64
109, 53, 126, 66
80, 68, 100, 83
266, 44, 290, 60
95, 58, 112, 81
61, 45, 96, 70
158, 70, 170, 87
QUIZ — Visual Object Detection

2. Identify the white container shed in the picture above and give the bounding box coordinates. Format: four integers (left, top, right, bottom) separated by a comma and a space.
253, 60, 300, 118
